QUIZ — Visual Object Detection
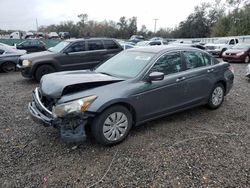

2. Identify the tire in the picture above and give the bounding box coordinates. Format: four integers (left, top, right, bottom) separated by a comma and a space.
91, 105, 132, 146
207, 83, 225, 109
1, 62, 16, 73
244, 55, 250, 63
35, 65, 55, 81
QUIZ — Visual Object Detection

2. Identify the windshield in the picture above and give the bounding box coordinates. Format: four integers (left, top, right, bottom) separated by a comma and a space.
214, 39, 229, 44
95, 51, 155, 78
232, 43, 250, 50
49, 41, 70, 52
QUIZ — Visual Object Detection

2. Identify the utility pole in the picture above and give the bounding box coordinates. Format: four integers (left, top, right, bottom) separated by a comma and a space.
153, 18, 158, 33
36, 18, 39, 32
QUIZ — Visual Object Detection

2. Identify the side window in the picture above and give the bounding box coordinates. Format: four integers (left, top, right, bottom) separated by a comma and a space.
103, 40, 119, 49
87, 40, 104, 51
149, 41, 161, 46
229, 39, 235, 45
183, 51, 209, 69
202, 53, 212, 66
66, 41, 85, 53
151, 52, 182, 75
236, 39, 239, 44
0, 49, 4, 55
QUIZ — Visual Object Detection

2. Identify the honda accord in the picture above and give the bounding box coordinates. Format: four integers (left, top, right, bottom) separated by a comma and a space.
28, 46, 234, 145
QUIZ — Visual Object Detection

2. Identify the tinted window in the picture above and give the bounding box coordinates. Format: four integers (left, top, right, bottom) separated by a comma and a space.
149, 41, 161, 46
183, 51, 211, 69
66, 41, 85, 53
0, 49, 4, 54
88, 40, 104, 50
229, 39, 235, 45
151, 52, 182, 75
236, 39, 239, 44
104, 40, 119, 49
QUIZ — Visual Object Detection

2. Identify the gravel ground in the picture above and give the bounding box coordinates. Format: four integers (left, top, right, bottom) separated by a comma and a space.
0, 63, 249, 188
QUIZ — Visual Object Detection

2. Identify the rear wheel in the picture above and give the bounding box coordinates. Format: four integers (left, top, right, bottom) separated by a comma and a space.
1, 62, 16, 72
244, 55, 250, 63
35, 65, 55, 81
91, 105, 132, 145
207, 83, 225, 109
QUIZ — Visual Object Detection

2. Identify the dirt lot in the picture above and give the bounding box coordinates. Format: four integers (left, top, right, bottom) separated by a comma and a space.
0, 63, 249, 188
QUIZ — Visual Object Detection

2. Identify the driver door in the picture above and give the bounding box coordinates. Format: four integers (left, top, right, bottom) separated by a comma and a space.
132, 51, 189, 121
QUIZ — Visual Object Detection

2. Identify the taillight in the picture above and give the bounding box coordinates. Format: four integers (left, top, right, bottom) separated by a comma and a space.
229, 65, 234, 74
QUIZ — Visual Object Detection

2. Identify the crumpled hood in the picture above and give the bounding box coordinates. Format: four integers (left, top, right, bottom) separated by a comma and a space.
40, 70, 124, 98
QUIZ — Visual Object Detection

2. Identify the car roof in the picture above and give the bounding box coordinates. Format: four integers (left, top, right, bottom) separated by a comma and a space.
127, 45, 201, 53
65, 38, 117, 42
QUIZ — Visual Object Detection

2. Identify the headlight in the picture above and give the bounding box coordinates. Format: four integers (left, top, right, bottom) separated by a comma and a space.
22, 60, 32, 67
236, 52, 245, 56
52, 95, 97, 117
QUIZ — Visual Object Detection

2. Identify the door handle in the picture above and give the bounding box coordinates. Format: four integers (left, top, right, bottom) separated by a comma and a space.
207, 68, 214, 73
176, 76, 186, 82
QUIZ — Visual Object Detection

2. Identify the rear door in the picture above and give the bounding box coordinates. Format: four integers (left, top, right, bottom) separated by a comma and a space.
85, 40, 107, 68
181, 50, 217, 105
103, 40, 122, 60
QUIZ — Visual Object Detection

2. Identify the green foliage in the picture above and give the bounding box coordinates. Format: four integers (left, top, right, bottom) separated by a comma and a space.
211, 3, 250, 36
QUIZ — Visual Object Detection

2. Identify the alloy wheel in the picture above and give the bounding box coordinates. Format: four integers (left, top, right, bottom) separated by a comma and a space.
212, 87, 224, 106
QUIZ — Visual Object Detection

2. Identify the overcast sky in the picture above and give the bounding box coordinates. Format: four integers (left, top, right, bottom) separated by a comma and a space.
0, 0, 215, 31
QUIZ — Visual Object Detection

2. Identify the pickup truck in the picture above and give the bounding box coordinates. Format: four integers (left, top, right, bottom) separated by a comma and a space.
205, 38, 239, 57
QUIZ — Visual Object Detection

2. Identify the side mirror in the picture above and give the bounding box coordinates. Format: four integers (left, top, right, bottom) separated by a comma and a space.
148, 72, 164, 82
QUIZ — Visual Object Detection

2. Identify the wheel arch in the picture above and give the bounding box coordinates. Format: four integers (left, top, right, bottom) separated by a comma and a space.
32, 61, 57, 77
96, 101, 137, 126
215, 80, 227, 95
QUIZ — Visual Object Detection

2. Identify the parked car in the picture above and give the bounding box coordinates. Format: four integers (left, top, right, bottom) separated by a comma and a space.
16, 40, 46, 53
128, 35, 145, 44
120, 42, 134, 50
205, 38, 239, 57
136, 40, 168, 47
28, 46, 234, 145
48, 32, 59, 39
222, 43, 250, 63
18, 38, 123, 81
59, 32, 70, 39
0, 44, 26, 72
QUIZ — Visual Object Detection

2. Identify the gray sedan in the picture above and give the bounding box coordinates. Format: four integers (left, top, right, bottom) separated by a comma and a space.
0, 43, 26, 72
29, 46, 234, 145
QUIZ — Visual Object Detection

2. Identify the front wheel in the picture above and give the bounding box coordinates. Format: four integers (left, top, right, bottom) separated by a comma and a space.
207, 83, 225, 109
35, 65, 55, 81
91, 105, 132, 145
1, 62, 16, 72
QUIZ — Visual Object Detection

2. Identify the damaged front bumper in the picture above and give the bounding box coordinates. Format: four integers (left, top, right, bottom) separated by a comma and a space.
28, 88, 94, 143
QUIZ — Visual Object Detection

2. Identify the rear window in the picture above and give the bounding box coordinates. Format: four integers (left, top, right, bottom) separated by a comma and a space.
103, 40, 119, 49
87, 40, 104, 51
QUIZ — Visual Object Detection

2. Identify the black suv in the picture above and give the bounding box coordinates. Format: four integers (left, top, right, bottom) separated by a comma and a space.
16, 40, 46, 53
18, 38, 123, 81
